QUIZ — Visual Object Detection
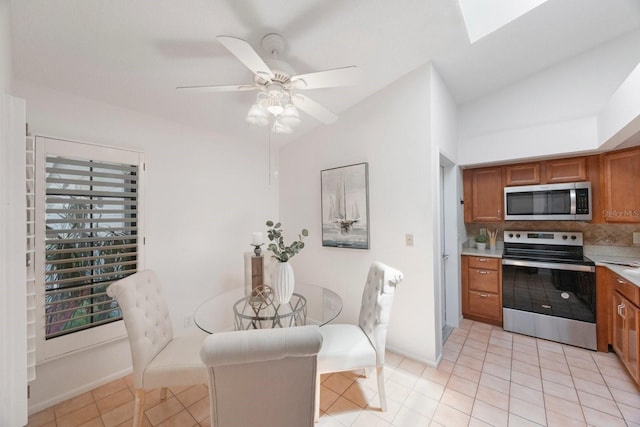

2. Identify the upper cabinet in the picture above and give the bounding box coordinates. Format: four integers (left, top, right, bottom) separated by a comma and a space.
505, 163, 540, 186
544, 157, 587, 183
463, 167, 504, 223
602, 147, 640, 224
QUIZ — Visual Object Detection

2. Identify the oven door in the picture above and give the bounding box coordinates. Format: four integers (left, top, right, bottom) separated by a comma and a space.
502, 259, 596, 323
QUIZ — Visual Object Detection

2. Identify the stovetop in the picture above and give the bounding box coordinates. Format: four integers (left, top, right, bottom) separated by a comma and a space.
502, 231, 594, 266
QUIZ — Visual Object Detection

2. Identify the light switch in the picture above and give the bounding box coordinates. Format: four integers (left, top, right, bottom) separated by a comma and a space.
405, 234, 414, 246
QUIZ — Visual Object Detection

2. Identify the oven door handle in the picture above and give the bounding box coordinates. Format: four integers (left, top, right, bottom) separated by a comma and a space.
502, 258, 595, 273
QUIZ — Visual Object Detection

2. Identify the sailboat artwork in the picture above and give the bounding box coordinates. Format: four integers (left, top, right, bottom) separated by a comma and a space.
321, 163, 369, 249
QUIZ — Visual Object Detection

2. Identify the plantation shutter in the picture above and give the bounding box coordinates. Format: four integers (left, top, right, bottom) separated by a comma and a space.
39, 138, 141, 341
26, 136, 36, 380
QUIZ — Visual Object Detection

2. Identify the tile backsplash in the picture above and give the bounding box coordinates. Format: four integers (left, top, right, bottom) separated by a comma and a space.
466, 221, 640, 247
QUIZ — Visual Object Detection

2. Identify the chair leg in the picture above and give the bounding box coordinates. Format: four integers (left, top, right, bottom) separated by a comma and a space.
314, 373, 321, 423
160, 387, 168, 400
376, 366, 387, 411
133, 389, 145, 427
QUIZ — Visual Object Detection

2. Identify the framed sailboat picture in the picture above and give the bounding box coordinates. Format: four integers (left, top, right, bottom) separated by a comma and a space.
321, 162, 369, 249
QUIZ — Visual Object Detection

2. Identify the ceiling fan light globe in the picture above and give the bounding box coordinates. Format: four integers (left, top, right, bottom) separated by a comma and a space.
246, 103, 269, 126
272, 121, 294, 135
279, 104, 301, 126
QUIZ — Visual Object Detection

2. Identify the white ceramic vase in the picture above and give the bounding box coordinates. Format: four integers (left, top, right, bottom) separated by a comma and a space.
476, 242, 487, 250
273, 261, 295, 305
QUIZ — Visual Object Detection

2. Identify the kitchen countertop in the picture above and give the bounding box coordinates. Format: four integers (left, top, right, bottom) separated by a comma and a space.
461, 247, 503, 258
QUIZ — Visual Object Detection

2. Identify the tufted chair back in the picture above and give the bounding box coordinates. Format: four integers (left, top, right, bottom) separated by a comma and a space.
357, 261, 404, 366
107, 270, 174, 389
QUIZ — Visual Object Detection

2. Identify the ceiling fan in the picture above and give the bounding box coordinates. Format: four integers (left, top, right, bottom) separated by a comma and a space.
177, 33, 363, 134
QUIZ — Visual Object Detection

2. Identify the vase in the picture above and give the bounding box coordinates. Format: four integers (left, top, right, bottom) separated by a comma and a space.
476, 242, 487, 250
273, 261, 295, 305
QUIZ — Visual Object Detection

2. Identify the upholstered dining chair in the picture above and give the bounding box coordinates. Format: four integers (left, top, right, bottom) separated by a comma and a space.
200, 324, 323, 427
106, 270, 207, 427
315, 261, 404, 421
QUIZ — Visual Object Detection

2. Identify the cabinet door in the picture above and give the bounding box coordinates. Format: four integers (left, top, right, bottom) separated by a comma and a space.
612, 291, 626, 361
602, 148, 640, 223
544, 157, 587, 183
464, 167, 503, 222
505, 163, 540, 186
627, 302, 638, 381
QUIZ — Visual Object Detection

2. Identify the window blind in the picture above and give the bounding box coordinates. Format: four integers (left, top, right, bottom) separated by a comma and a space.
26, 136, 36, 381
44, 155, 138, 339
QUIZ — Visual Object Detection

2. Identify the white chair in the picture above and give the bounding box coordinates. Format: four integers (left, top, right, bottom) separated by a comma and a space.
315, 261, 403, 420
107, 270, 207, 427
200, 324, 323, 427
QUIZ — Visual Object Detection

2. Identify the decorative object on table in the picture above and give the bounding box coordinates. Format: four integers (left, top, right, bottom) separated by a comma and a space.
321, 162, 369, 249
475, 234, 488, 250
265, 220, 308, 305
487, 229, 498, 250
249, 232, 264, 296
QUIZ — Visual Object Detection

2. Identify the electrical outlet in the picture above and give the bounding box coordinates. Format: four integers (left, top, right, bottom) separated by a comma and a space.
405, 234, 414, 246
634, 232, 640, 245
183, 315, 193, 328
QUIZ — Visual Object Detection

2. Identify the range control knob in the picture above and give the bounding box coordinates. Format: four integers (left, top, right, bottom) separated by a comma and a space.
515, 233, 521, 238
509, 233, 514, 238
571, 235, 577, 240
562, 235, 568, 240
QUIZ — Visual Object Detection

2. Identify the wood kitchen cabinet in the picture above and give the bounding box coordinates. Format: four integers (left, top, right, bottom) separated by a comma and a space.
544, 157, 587, 183
461, 255, 502, 326
601, 147, 640, 223
463, 167, 504, 223
611, 271, 640, 382
505, 163, 540, 186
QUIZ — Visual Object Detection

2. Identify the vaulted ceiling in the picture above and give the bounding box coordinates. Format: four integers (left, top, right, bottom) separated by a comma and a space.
9, 0, 640, 144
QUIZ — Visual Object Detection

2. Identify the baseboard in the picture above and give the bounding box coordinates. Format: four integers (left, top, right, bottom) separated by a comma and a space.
28, 367, 133, 415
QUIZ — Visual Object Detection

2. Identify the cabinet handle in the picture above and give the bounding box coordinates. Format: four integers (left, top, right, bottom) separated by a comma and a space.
616, 278, 626, 284
478, 293, 489, 298
620, 303, 626, 319
478, 270, 489, 275
497, 209, 501, 219
617, 303, 622, 316
478, 258, 488, 262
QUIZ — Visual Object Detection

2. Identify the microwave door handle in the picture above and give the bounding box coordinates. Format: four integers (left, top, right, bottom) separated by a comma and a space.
570, 188, 576, 215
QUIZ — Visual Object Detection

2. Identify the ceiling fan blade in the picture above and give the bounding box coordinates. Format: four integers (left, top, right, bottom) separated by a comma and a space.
176, 83, 259, 92
290, 66, 363, 89
291, 94, 338, 124
216, 35, 274, 82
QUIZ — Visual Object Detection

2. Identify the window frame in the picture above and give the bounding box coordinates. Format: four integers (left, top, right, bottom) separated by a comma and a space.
34, 136, 145, 362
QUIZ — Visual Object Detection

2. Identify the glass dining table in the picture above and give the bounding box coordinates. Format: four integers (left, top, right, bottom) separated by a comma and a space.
194, 283, 343, 333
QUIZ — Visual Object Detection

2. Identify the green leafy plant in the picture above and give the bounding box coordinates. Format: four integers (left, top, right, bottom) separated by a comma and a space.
265, 220, 309, 262
474, 234, 488, 244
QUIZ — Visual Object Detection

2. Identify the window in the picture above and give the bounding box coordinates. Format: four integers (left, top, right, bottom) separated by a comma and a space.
35, 137, 144, 360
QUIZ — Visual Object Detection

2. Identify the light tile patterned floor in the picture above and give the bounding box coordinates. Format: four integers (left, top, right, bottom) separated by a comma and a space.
27, 319, 640, 426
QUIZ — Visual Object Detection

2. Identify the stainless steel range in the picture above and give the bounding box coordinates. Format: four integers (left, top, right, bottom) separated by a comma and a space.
502, 231, 597, 350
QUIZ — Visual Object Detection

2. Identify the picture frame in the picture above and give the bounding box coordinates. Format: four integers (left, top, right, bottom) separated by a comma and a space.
321, 162, 369, 249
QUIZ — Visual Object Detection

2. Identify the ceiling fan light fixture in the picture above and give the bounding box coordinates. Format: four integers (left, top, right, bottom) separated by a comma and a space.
279, 103, 300, 127
246, 103, 269, 127
266, 96, 284, 116
272, 120, 294, 135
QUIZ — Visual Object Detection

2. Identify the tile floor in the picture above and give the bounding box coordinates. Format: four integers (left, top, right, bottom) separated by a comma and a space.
27, 319, 640, 427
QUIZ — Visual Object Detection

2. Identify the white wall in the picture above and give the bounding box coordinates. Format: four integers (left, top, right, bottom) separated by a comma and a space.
279, 63, 446, 364
458, 30, 640, 165
12, 80, 279, 412
598, 61, 640, 149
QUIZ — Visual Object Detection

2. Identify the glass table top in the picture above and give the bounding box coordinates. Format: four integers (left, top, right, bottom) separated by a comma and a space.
194, 283, 343, 334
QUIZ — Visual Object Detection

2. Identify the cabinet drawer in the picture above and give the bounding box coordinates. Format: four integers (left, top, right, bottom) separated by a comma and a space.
468, 256, 500, 270
613, 274, 640, 307
468, 291, 501, 320
468, 269, 500, 293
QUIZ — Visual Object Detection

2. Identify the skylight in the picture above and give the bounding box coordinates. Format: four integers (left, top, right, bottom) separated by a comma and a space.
459, 0, 549, 43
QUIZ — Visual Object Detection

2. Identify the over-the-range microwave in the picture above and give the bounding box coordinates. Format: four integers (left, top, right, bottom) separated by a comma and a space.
504, 181, 592, 221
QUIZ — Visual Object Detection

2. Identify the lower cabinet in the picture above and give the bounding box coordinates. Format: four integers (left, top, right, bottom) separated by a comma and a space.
461, 255, 502, 326
611, 273, 640, 383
